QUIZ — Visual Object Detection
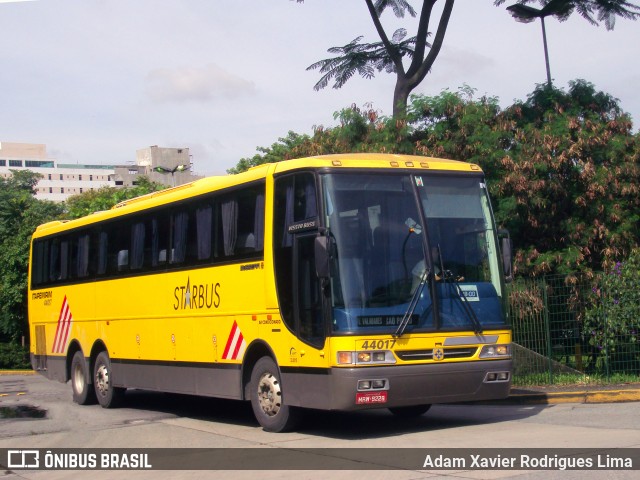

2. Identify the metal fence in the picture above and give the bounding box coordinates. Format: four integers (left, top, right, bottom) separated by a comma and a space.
508, 274, 640, 385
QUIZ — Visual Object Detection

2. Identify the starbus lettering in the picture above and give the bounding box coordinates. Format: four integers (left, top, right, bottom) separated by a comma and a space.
173, 277, 221, 310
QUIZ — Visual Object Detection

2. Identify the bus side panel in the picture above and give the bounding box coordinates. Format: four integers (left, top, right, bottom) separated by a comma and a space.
110, 360, 243, 399
90, 263, 265, 397
29, 282, 96, 383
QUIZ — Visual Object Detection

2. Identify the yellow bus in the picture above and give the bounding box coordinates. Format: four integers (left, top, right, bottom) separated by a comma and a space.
28, 153, 512, 432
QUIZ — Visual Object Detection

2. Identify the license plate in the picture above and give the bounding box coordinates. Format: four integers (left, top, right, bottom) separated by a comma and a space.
355, 391, 388, 405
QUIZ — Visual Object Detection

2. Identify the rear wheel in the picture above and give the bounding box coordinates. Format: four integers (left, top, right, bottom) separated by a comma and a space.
388, 404, 431, 418
249, 356, 299, 432
93, 351, 125, 408
70, 351, 96, 405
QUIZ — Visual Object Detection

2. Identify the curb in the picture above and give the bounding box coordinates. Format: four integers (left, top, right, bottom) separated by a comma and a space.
0, 370, 36, 376
505, 388, 640, 405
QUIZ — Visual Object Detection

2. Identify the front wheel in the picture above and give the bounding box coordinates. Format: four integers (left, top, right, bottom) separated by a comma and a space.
388, 404, 431, 418
249, 357, 299, 432
93, 351, 125, 408
70, 351, 96, 405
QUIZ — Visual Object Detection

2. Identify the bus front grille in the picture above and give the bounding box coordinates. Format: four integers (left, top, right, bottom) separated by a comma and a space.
395, 347, 477, 361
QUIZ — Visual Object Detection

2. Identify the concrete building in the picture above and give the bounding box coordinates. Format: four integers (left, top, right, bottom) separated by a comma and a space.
113, 145, 195, 188
0, 142, 200, 202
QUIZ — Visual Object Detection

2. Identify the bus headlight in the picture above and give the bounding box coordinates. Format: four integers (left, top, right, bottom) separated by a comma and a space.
479, 344, 511, 358
337, 351, 396, 365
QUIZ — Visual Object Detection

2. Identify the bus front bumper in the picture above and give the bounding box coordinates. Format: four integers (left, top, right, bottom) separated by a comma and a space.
281, 359, 512, 411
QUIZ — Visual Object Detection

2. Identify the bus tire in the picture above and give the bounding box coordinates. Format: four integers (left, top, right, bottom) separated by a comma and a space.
70, 351, 96, 405
93, 351, 125, 408
388, 404, 431, 418
249, 356, 298, 432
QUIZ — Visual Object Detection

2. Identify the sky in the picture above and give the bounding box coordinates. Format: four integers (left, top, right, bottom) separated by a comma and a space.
1, 0, 639, 176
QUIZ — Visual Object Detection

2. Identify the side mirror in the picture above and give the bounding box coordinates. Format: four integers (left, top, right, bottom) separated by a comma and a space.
315, 236, 330, 279
498, 229, 513, 283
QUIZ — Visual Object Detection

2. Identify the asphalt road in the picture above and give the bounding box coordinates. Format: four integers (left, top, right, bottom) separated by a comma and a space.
1, 373, 639, 480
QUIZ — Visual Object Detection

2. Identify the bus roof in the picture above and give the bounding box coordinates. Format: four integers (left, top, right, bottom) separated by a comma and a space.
33, 153, 482, 237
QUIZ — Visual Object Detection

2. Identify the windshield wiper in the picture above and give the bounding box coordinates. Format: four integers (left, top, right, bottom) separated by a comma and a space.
435, 246, 483, 335
442, 270, 483, 335
394, 270, 428, 338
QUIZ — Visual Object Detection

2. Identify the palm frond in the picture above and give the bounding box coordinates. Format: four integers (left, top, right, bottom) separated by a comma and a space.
307, 34, 417, 90
374, 0, 417, 18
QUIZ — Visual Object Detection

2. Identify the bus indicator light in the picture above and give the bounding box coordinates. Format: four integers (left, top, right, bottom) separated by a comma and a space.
338, 352, 354, 364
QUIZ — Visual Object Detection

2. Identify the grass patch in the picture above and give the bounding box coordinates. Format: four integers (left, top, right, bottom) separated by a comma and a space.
513, 372, 640, 387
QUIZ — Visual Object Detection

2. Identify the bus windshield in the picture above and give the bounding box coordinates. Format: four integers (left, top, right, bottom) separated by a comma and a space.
321, 172, 507, 335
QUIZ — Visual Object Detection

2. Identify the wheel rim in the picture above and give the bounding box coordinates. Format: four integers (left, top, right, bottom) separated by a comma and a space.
95, 363, 110, 397
72, 363, 85, 394
257, 372, 282, 417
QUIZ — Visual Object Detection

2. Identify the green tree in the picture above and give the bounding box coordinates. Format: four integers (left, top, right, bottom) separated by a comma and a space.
0, 171, 64, 341
230, 80, 640, 276
307, 0, 454, 119
304, 0, 640, 119
226, 132, 311, 174
413, 80, 640, 276
583, 249, 640, 374
64, 176, 167, 219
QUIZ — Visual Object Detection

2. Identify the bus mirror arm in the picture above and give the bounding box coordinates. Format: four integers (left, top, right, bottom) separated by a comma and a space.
498, 229, 513, 283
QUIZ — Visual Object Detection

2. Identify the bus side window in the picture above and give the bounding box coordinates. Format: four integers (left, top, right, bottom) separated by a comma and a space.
220, 197, 238, 257
117, 250, 129, 271
154, 215, 170, 267
130, 222, 145, 270
171, 211, 188, 264
236, 187, 264, 255
59, 240, 69, 281
49, 239, 60, 282
108, 222, 130, 274
97, 231, 108, 275
31, 239, 49, 287
196, 205, 212, 261
76, 234, 90, 278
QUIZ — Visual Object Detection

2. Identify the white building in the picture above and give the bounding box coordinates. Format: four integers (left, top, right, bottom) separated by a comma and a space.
0, 142, 200, 202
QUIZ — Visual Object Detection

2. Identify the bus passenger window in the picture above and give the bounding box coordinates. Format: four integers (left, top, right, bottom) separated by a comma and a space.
153, 216, 170, 267
49, 240, 60, 282
196, 206, 212, 261
171, 212, 188, 264
117, 250, 129, 271
76, 234, 90, 278
220, 198, 238, 257
97, 231, 108, 275
60, 240, 69, 280
130, 223, 145, 270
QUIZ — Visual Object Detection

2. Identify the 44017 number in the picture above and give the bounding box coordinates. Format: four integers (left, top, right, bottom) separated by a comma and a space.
360, 339, 396, 350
